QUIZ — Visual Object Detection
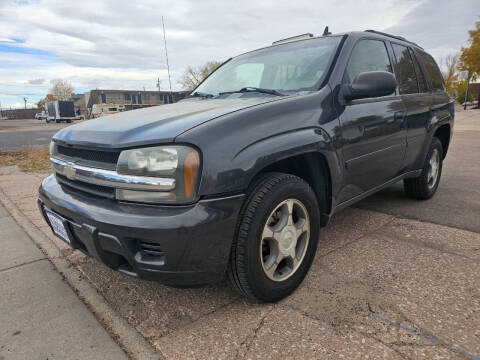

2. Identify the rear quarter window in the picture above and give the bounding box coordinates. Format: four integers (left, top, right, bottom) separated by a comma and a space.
391, 43, 419, 94
417, 50, 445, 92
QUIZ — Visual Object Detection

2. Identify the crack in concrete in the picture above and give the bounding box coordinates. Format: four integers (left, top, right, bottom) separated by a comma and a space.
235, 305, 275, 360
0, 258, 47, 273
368, 307, 480, 360
375, 228, 479, 262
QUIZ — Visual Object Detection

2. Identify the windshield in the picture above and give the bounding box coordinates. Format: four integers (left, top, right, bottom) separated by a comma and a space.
194, 36, 341, 96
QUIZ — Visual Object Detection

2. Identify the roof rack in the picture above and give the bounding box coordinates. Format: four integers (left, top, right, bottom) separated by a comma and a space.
272, 33, 313, 45
364, 30, 423, 49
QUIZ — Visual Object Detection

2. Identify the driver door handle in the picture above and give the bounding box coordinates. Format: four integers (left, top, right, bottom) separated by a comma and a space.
389, 111, 404, 123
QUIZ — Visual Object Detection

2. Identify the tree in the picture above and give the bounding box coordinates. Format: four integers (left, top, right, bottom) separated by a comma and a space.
36, 94, 57, 109
459, 21, 480, 80
178, 61, 223, 90
50, 80, 73, 100
440, 53, 459, 95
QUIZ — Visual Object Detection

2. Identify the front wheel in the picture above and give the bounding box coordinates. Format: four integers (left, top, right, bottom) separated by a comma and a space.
227, 173, 320, 302
404, 137, 443, 200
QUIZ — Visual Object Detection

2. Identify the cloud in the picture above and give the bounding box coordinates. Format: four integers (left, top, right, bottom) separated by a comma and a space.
384, 0, 479, 60
0, 0, 478, 108
28, 78, 45, 84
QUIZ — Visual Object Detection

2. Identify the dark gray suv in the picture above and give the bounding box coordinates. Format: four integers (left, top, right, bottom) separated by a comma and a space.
39, 30, 453, 301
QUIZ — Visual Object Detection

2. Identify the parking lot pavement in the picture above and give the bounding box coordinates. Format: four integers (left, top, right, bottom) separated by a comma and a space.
356, 108, 480, 233
0, 204, 127, 360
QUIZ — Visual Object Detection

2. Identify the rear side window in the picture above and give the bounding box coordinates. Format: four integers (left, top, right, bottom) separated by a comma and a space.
409, 48, 427, 92
391, 44, 418, 94
417, 51, 445, 92
345, 39, 393, 83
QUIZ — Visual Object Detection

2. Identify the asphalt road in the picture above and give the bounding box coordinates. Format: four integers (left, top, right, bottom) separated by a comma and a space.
0, 129, 61, 150
0, 119, 78, 150
356, 108, 480, 233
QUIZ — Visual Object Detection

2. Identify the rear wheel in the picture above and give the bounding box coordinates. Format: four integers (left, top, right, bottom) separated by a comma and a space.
227, 173, 320, 302
404, 137, 443, 200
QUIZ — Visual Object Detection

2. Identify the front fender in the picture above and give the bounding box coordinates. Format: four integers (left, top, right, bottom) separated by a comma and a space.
176, 89, 342, 200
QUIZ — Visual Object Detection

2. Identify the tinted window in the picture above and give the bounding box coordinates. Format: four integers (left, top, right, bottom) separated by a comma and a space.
345, 39, 393, 83
392, 44, 418, 94
409, 48, 427, 92
417, 51, 445, 92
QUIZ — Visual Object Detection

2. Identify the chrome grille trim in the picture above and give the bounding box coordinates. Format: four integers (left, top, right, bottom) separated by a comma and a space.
51, 157, 176, 191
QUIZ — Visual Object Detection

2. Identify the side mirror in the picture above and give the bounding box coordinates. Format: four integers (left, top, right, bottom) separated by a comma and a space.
342, 71, 397, 101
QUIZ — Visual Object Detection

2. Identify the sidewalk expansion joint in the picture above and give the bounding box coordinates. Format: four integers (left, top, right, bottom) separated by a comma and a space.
0, 258, 47, 273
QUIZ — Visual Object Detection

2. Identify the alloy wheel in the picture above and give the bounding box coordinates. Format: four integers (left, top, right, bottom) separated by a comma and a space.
260, 199, 310, 282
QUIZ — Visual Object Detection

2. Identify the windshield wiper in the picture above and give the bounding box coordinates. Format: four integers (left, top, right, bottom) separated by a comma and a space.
189, 91, 214, 98
219, 87, 286, 96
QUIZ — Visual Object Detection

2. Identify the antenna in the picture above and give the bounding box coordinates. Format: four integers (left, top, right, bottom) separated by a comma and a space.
162, 16, 173, 93
323, 26, 331, 36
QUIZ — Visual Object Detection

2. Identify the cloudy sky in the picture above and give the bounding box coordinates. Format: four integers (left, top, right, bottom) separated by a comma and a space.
0, 0, 478, 108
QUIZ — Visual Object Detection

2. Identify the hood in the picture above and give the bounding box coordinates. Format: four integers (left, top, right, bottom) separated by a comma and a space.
53, 96, 281, 148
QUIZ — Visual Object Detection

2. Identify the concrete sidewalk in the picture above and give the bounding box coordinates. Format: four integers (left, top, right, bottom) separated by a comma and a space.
0, 204, 127, 359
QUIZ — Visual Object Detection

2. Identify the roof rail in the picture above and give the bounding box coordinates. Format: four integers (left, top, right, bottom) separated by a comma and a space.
272, 33, 313, 45
364, 30, 423, 49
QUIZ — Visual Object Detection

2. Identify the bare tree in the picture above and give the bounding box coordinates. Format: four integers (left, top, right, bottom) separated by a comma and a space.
440, 53, 459, 94
178, 61, 223, 90
50, 80, 74, 100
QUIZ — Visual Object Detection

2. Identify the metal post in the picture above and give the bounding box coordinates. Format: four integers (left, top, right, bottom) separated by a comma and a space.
162, 16, 172, 94
464, 71, 470, 110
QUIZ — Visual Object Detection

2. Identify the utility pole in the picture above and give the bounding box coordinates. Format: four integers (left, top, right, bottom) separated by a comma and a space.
24, 97, 27, 110
156, 78, 161, 92
162, 16, 172, 94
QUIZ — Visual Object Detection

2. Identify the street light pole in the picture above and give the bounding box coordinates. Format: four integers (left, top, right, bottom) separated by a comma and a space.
464, 71, 470, 110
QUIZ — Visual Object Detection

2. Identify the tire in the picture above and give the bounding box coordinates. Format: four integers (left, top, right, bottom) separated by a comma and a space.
404, 137, 443, 200
227, 172, 320, 302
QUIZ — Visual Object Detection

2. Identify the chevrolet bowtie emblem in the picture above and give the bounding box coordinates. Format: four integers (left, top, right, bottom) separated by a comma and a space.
64, 163, 76, 180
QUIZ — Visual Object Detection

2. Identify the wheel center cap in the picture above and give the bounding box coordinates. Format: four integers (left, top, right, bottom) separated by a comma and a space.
280, 227, 296, 252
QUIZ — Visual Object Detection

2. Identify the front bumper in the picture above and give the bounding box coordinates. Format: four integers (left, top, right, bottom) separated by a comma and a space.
38, 175, 244, 286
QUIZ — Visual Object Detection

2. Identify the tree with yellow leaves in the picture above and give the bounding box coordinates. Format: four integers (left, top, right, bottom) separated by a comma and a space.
459, 21, 480, 80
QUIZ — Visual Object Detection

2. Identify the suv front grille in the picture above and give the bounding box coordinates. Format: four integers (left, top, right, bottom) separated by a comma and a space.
56, 173, 115, 199
55, 145, 120, 170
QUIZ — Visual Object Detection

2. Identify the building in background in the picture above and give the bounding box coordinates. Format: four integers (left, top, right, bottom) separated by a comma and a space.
70, 93, 87, 118
85, 89, 188, 118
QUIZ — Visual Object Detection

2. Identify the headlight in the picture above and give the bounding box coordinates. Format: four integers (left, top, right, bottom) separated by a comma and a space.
116, 145, 200, 204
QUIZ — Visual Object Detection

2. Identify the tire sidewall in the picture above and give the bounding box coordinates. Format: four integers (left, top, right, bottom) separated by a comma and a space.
243, 179, 320, 301
422, 138, 443, 197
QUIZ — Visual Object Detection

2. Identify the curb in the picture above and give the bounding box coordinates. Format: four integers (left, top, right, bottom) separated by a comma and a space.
0, 189, 162, 360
